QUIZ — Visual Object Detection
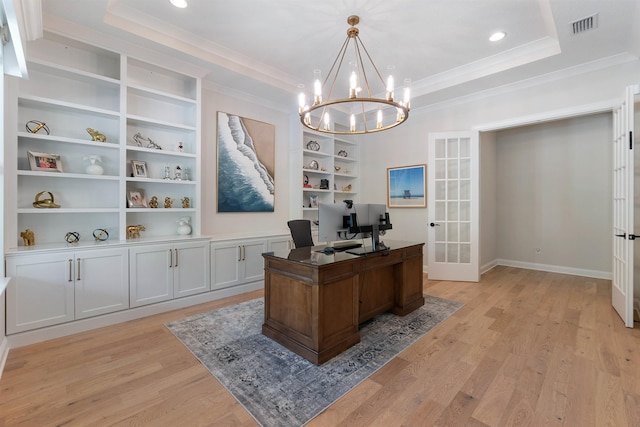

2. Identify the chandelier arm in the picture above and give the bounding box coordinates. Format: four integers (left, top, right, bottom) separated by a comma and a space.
323, 36, 351, 96
352, 38, 372, 98
326, 37, 351, 103
356, 35, 387, 88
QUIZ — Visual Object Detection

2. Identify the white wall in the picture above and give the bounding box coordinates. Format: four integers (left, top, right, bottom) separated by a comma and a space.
495, 113, 612, 276
200, 88, 292, 239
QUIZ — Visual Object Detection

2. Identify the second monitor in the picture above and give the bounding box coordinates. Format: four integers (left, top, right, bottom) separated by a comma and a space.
317, 202, 392, 253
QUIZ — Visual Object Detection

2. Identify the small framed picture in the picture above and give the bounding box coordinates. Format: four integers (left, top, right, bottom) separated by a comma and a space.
131, 160, 148, 178
309, 194, 318, 208
387, 164, 427, 208
127, 188, 148, 208
28, 151, 63, 172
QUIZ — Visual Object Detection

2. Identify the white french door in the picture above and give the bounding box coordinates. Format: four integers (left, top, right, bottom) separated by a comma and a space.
612, 85, 638, 328
427, 132, 479, 281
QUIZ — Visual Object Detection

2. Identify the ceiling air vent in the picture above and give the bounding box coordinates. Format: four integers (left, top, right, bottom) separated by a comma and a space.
571, 13, 598, 34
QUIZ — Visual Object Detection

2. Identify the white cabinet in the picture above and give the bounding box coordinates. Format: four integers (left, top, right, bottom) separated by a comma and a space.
74, 248, 129, 319
211, 239, 268, 290
6, 247, 129, 333
269, 236, 292, 252
130, 240, 210, 307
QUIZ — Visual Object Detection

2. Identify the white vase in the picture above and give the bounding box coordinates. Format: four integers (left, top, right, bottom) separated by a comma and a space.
177, 223, 192, 235
86, 163, 104, 175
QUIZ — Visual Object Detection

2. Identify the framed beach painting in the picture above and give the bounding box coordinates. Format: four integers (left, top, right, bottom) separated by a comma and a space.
387, 164, 426, 208
216, 112, 275, 212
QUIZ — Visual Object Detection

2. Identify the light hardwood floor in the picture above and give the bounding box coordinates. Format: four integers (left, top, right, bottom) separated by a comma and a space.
1, 266, 639, 426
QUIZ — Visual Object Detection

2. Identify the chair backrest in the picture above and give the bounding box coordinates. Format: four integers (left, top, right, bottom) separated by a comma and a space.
287, 219, 314, 248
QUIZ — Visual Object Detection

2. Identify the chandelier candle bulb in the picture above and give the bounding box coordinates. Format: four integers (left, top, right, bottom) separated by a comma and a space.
349, 71, 358, 98
324, 112, 331, 131
377, 110, 383, 129
386, 75, 394, 101
350, 114, 356, 132
298, 93, 306, 113
404, 86, 411, 108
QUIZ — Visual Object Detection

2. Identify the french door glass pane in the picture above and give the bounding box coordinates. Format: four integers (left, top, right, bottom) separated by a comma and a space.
448, 180, 459, 199
460, 201, 470, 221
435, 139, 446, 158
460, 244, 471, 263
447, 223, 458, 242
435, 201, 446, 221
447, 243, 459, 263
448, 201, 459, 221
436, 243, 446, 262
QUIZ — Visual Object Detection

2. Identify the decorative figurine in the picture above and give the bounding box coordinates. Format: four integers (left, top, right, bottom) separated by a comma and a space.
20, 229, 35, 246
33, 191, 61, 208
126, 224, 146, 239
176, 217, 192, 235
163, 165, 172, 180
133, 132, 161, 150
83, 155, 104, 175
26, 120, 50, 135
86, 128, 106, 142
65, 231, 80, 244
178, 142, 184, 152
93, 228, 109, 241
164, 197, 173, 208
174, 165, 182, 181
183, 168, 190, 181
149, 196, 159, 208
181, 197, 190, 208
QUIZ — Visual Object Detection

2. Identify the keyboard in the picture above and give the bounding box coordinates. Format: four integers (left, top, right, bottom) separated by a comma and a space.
331, 242, 362, 251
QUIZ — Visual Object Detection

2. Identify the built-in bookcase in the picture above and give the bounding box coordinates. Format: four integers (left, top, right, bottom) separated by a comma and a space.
5, 32, 201, 250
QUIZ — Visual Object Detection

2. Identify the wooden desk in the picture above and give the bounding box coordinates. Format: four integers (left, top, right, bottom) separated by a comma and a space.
262, 241, 424, 365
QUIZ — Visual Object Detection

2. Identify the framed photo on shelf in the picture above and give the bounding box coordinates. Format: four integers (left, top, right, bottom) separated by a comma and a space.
309, 194, 318, 208
28, 151, 62, 172
131, 160, 148, 178
387, 164, 426, 208
127, 188, 148, 208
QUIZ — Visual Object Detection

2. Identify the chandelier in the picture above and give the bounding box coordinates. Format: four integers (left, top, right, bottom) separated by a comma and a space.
298, 15, 410, 135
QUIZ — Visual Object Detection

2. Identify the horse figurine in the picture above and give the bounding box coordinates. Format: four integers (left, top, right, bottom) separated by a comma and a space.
86, 128, 106, 142
126, 224, 146, 239
20, 229, 35, 246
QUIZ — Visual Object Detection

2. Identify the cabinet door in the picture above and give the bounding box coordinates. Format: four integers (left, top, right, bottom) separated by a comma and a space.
6, 253, 74, 334
129, 244, 173, 307
173, 241, 210, 298
269, 237, 292, 253
242, 239, 268, 283
210, 243, 242, 290
75, 248, 129, 319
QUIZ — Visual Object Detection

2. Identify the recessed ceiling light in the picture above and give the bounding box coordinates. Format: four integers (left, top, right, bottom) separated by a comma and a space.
170, 0, 188, 8
489, 31, 506, 42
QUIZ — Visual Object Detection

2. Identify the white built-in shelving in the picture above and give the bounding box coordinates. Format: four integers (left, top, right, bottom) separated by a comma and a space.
5, 32, 201, 250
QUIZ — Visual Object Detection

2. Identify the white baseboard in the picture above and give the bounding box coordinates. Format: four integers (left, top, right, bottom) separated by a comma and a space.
7, 281, 263, 349
495, 258, 612, 280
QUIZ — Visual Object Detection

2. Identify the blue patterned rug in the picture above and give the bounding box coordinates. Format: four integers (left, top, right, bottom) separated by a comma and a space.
166, 295, 462, 427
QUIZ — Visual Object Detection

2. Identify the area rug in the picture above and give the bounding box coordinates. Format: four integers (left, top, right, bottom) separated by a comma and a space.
166, 295, 462, 427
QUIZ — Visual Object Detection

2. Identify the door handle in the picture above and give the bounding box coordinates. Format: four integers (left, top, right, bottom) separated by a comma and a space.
430, 222, 440, 227
174, 249, 178, 267
615, 233, 626, 238
68, 259, 73, 282
169, 249, 173, 268
77, 258, 81, 281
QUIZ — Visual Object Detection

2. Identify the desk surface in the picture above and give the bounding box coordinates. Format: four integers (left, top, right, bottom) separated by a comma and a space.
265, 240, 423, 267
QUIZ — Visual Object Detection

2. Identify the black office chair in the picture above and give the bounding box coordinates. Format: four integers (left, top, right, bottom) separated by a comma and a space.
287, 219, 314, 248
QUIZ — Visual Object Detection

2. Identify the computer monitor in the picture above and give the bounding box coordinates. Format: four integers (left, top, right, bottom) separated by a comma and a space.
348, 203, 392, 252
317, 202, 350, 245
